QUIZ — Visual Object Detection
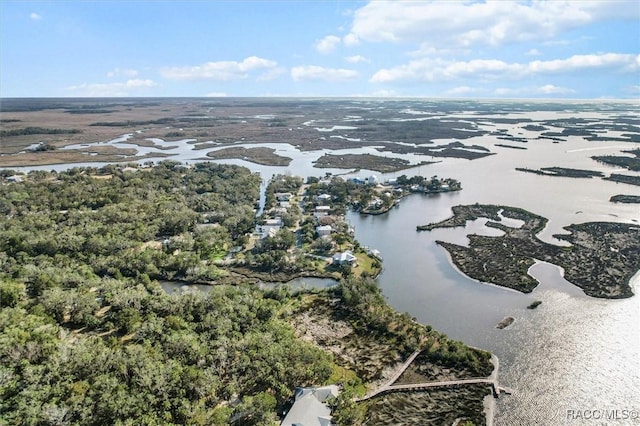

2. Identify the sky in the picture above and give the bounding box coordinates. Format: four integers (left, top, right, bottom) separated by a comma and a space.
1, 0, 639, 99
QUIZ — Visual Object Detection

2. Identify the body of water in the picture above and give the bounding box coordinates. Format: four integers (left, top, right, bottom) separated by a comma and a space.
346, 144, 640, 425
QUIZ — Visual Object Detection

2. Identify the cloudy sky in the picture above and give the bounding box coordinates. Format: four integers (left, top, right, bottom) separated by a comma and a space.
1, 0, 639, 98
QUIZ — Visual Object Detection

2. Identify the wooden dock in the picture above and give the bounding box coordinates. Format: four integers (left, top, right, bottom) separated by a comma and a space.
356, 350, 513, 402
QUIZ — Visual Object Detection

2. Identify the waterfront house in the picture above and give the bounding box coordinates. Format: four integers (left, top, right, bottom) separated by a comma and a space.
281, 385, 339, 426
332, 251, 357, 265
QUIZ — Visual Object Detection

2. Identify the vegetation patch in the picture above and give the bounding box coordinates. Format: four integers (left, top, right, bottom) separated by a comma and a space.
604, 173, 640, 186
495, 143, 528, 150
0, 149, 172, 167
610, 194, 640, 204
206, 146, 291, 166
515, 167, 604, 178
0, 126, 82, 137
314, 153, 432, 173
360, 385, 490, 426
592, 149, 640, 171
418, 204, 640, 298
291, 279, 493, 424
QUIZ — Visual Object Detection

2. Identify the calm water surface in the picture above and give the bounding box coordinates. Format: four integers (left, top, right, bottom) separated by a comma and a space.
346, 157, 639, 425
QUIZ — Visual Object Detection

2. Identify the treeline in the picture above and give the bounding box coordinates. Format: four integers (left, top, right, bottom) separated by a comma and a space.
0, 161, 260, 284
0, 127, 82, 137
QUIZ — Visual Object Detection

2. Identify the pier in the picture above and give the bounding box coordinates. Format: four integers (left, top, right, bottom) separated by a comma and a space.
356, 350, 512, 402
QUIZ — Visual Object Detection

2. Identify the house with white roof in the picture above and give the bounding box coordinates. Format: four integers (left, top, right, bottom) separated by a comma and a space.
316, 225, 333, 237
281, 385, 339, 426
332, 251, 357, 265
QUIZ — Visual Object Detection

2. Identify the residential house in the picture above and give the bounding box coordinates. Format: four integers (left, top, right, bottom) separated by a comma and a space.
332, 251, 357, 265
281, 385, 339, 426
316, 225, 333, 237
314, 205, 331, 218
257, 218, 283, 239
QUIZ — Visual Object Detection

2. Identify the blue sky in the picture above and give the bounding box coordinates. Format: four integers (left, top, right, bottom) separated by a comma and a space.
1, 0, 639, 98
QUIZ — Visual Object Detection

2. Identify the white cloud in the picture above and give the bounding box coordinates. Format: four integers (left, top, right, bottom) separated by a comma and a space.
205, 92, 228, 97
66, 79, 158, 97
315, 35, 341, 54
345, 1, 638, 49
291, 66, 358, 82
345, 55, 369, 64
161, 56, 277, 80
536, 84, 576, 95
29, 12, 42, 21
494, 85, 575, 97
370, 58, 523, 83
343, 33, 360, 47
256, 67, 287, 82
528, 53, 639, 73
409, 44, 470, 58
107, 68, 139, 78
445, 86, 480, 96
526, 49, 541, 56
370, 53, 639, 83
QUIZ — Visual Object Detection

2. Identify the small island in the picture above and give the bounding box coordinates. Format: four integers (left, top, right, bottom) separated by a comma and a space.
604, 173, 640, 187
496, 317, 515, 329
515, 167, 604, 178
206, 146, 292, 166
610, 194, 640, 204
313, 153, 434, 173
592, 149, 640, 172
417, 204, 640, 299
527, 300, 542, 309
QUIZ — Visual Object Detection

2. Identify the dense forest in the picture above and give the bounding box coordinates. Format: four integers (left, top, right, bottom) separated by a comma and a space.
0, 162, 491, 425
